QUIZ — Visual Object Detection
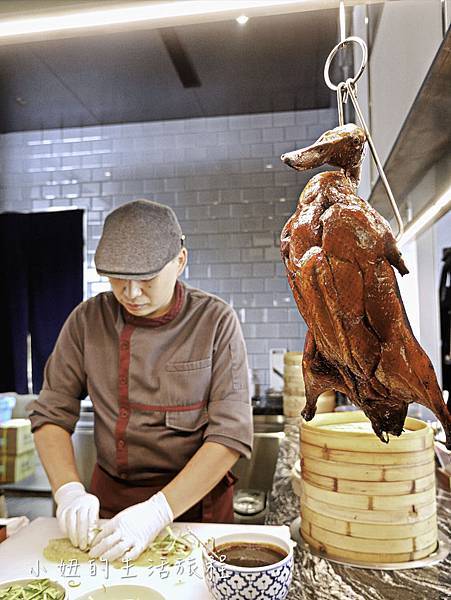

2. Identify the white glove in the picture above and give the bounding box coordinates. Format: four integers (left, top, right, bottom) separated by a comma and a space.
55, 481, 100, 551
89, 491, 173, 562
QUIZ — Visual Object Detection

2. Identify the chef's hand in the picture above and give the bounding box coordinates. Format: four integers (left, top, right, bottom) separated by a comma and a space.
54, 481, 100, 551
89, 491, 173, 562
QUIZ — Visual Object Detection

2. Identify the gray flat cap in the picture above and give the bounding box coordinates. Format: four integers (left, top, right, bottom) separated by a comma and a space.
95, 199, 184, 279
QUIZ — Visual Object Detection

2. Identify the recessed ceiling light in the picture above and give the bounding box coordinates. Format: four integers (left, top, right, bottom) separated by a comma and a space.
236, 15, 249, 25
0, 1, 305, 39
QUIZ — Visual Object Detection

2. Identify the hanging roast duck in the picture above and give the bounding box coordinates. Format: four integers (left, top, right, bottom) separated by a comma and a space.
280, 123, 451, 449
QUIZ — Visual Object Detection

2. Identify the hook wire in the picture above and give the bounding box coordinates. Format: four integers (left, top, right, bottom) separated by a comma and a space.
345, 80, 404, 240
324, 35, 404, 241
336, 82, 346, 127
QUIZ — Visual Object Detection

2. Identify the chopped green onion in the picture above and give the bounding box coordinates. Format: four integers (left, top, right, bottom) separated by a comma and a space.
0, 580, 64, 600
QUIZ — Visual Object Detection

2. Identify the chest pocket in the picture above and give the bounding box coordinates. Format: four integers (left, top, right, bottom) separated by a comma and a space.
163, 358, 211, 431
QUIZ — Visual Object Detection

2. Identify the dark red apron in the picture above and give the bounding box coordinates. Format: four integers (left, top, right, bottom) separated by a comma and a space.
90, 463, 237, 523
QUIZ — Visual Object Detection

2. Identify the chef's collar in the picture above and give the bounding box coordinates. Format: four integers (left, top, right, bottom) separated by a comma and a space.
121, 280, 185, 328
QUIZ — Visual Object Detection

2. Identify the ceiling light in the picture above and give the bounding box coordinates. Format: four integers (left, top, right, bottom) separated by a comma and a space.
0, 1, 308, 39
398, 185, 451, 247
236, 15, 249, 25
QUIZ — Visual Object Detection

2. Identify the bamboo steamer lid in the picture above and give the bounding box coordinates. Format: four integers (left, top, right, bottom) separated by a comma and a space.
301, 411, 434, 453
299, 410, 437, 564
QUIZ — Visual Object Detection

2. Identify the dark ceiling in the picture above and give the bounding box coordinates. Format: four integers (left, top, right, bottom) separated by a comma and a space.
0, 9, 340, 133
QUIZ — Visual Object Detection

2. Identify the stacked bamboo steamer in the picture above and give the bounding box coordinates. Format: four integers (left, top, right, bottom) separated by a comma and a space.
299, 411, 438, 564
283, 352, 335, 417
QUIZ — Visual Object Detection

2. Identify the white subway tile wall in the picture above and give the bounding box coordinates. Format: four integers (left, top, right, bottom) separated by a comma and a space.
0, 108, 336, 388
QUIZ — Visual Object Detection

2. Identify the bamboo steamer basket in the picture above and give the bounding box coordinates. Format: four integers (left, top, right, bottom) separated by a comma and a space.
301, 505, 437, 539
300, 440, 434, 466
283, 390, 336, 417
283, 352, 336, 416
284, 351, 303, 366
299, 410, 438, 564
301, 528, 438, 564
300, 492, 437, 524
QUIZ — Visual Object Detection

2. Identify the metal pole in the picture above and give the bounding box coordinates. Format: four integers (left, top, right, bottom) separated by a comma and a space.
442, 0, 449, 38
339, 0, 346, 43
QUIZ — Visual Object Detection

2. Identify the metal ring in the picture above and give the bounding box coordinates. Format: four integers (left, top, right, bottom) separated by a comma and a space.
324, 36, 368, 91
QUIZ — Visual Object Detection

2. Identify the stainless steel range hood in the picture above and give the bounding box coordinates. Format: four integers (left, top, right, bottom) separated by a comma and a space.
369, 27, 451, 224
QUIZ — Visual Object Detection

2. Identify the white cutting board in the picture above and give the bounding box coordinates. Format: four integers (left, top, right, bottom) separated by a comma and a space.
0, 518, 290, 599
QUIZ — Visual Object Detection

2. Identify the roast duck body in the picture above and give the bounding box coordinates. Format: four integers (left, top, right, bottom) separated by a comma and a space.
280, 124, 451, 449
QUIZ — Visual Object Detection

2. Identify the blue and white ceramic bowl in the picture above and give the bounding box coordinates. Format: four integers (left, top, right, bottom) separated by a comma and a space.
202, 531, 294, 600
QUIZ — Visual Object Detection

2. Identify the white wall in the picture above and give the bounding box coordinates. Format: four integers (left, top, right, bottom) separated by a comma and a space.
353, 1, 451, 382
0, 108, 336, 389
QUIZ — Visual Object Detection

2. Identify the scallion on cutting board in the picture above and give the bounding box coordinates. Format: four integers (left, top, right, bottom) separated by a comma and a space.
0, 579, 64, 600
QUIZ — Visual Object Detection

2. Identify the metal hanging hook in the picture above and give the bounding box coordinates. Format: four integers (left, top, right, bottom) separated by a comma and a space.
324, 36, 367, 92
323, 36, 404, 241
336, 82, 346, 127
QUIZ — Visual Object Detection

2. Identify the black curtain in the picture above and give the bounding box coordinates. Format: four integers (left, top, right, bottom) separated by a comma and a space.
0, 210, 84, 393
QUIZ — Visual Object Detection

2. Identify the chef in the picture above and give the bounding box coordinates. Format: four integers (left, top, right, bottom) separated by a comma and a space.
29, 199, 253, 563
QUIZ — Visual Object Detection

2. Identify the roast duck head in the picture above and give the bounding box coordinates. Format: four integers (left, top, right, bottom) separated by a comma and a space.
280, 123, 451, 448
281, 123, 366, 182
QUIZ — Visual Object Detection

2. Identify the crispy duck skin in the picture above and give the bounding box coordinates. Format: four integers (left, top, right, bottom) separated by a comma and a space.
280, 124, 451, 448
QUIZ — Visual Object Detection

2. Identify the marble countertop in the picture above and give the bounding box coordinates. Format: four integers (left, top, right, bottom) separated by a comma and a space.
266, 418, 451, 600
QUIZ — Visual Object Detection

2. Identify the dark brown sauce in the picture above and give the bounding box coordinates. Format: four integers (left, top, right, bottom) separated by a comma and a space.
214, 542, 287, 568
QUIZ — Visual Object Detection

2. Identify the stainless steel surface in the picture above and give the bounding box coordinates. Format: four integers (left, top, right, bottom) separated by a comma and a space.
252, 414, 285, 433
369, 29, 451, 224
232, 414, 285, 495
72, 403, 96, 489
289, 516, 450, 571
234, 489, 266, 516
